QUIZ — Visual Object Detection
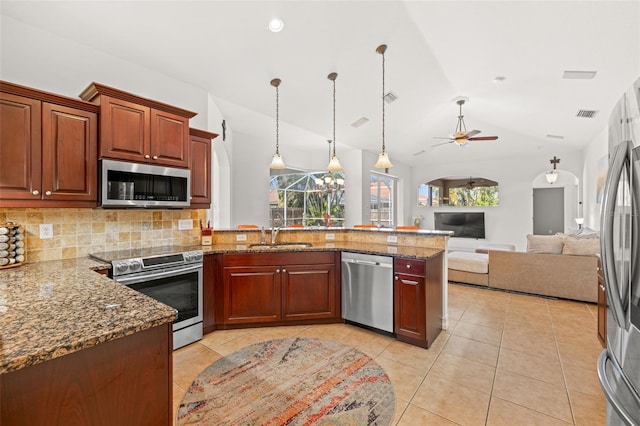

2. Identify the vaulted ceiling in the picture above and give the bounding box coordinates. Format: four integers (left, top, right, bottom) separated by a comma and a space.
2, 1, 639, 166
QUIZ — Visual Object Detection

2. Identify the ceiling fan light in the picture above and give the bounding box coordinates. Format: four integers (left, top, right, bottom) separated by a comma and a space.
269, 152, 286, 169
455, 138, 468, 146
545, 170, 559, 184
327, 155, 343, 172
374, 151, 393, 169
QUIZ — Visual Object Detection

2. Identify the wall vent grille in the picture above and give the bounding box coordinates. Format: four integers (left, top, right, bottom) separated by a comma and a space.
576, 109, 598, 118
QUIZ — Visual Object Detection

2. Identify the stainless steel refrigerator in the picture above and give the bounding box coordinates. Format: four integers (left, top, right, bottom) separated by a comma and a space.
598, 77, 640, 425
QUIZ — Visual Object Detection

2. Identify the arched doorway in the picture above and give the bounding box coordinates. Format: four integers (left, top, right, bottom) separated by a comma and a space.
532, 170, 580, 234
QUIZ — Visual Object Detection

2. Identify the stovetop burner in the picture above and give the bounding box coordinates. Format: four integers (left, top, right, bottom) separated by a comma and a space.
90, 245, 202, 263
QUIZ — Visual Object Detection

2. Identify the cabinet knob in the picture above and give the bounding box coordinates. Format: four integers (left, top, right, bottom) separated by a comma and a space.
32, 190, 39, 196
45, 191, 52, 196
152, 155, 158, 160
144, 154, 150, 159
282, 268, 286, 273
406, 264, 411, 269
276, 269, 280, 273
395, 276, 399, 280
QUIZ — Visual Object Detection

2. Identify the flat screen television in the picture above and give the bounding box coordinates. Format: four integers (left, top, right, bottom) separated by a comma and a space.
434, 212, 485, 239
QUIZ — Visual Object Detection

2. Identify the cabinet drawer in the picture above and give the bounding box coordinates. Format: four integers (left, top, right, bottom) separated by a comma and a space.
394, 257, 425, 276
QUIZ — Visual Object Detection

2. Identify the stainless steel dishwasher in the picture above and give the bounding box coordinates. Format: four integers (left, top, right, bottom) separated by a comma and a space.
341, 252, 394, 333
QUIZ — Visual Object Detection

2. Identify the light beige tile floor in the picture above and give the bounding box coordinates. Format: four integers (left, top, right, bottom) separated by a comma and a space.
172, 283, 606, 425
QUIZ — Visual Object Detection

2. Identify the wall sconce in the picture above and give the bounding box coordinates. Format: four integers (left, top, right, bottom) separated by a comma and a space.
545, 156, 560, 184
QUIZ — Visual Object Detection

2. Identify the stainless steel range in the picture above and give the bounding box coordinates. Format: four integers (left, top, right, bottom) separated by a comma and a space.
91, 246, 203, 350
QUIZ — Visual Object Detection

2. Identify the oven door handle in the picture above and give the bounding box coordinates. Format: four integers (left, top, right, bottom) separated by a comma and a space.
114, 263, 202, 286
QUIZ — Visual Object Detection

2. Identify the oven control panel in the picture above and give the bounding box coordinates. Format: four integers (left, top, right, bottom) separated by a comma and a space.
111, 250, 203, 277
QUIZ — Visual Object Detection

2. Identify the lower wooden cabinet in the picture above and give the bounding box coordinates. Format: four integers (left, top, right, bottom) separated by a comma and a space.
597, 260, 607, 348
212, 251, 341, 329
394, 253, 443, 348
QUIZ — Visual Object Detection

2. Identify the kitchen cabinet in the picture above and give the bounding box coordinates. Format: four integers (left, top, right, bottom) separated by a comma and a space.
1, 323, 172, 425
394, 253, 443, 348
189, 128, 218, 208
79, 82, 196, 168
0, 81, 98, 207
598, 259, 607, 348
215, 251, 340, 328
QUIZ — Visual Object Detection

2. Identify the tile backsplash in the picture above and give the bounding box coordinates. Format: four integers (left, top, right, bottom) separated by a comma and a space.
0, 208, 207, 263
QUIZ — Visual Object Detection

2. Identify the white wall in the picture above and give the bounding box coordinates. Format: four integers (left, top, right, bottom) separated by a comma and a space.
411, 148, 584, 251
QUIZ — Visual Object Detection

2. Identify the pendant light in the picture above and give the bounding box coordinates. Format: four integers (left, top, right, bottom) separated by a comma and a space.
373, 44, 393, 170
327, 72, 343, 172
269, 78, 286, 169
545, 156, 560, 184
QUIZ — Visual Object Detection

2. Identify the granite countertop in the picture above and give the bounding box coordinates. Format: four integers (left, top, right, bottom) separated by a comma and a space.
0, 257, 177, 374
201, 242, 444, 260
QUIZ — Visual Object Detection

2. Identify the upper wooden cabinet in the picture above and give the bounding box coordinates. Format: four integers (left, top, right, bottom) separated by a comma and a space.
0, 81, 99, 207
80, 82, 197, 168
189, 128, 218, 208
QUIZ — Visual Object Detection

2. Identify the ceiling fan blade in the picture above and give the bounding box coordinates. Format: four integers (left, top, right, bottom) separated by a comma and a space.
432, 136, 454, 140
431, 140, 454, 148
468, 136, 499, 141
466, 129, 481, 138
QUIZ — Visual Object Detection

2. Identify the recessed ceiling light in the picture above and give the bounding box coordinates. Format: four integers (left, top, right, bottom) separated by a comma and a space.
563, 70, 597, 80
268, 18, 284, 33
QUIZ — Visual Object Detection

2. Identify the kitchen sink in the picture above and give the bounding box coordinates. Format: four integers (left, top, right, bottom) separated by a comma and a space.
248, 243, 313, 250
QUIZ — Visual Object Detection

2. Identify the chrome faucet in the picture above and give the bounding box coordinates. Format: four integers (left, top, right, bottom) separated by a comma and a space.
260, 227, 267, 245
271, 227, 280, 244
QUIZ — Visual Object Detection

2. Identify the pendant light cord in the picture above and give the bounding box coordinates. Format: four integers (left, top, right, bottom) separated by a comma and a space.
332, 78, 336, 157
275, 84, 280, 155
381, 49, 386, 153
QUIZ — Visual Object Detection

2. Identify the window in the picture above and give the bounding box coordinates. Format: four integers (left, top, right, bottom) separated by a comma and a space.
370, 172, 397, 228
418, 176, 499, 207
269, 171, 345, 227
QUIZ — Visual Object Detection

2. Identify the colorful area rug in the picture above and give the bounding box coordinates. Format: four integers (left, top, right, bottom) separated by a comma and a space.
177, 337, 396, 425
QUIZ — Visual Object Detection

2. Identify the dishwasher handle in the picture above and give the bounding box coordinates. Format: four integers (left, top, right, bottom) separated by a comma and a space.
342, 258, 393, 268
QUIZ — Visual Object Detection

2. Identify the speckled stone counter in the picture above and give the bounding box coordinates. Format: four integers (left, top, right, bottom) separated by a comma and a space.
0, 257, 177, 374
201, 242, 444, 260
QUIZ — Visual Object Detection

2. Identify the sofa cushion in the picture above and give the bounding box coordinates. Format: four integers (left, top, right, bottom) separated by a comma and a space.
562, 237, 600, 255
448, 251, 489, 274
526, 234, 563, 254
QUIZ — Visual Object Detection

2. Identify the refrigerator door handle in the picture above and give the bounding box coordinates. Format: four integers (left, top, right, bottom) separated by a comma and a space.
598, 350, 640, 425
601, 140, 632, 329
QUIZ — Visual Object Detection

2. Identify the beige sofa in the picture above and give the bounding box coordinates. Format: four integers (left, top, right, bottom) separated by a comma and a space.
448, 234, 600, 303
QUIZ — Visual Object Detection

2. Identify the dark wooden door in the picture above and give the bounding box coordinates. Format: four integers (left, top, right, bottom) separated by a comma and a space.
282, 263, 337, 320
223, 265, 281, 324
0, 92, 42, 201
150, 109, 189, 167
42, 103, 97, 202
99, 96, 150, 162
189, 133, 212, 207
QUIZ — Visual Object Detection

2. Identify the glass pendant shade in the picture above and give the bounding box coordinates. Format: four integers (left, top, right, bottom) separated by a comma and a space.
327, 155, 343, 172
374, 151, 393, 169
545, 170, 558, 184
270, 152, 286, 169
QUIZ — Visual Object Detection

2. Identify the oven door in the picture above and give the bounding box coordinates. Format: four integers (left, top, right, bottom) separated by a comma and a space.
115, 263, 203, 332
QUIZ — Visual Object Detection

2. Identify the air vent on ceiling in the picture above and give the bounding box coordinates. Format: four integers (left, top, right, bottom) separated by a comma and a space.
383, 91, 398, 104
563, 70, 597, 80
351, 117, 369, 128
576, 109, 599, 118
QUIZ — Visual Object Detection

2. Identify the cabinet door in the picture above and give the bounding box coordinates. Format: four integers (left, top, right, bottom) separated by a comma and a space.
394, 272, 427, 345
189, 134, 211, 207
0, 93, 41, 200
282, 263, 337, 321
41, 103, 97, 202
100, 96, 150, 162
223, 265, 281, 324
150, 109, 189, 168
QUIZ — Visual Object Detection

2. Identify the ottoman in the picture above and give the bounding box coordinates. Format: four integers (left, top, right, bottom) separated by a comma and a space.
448, 251, 489, 286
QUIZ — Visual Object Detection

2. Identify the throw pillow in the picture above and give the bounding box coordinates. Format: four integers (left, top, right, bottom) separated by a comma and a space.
526, 234, 563, 254
562, 237, 600, 255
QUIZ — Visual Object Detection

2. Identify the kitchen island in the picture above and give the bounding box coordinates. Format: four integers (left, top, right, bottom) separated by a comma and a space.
0, 257, 176, 425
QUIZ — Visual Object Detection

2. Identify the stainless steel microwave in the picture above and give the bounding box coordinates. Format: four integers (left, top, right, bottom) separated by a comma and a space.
100, 159, 190, 208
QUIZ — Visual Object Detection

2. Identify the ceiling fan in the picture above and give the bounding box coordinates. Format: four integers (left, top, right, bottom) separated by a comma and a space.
432, 99, 499, 147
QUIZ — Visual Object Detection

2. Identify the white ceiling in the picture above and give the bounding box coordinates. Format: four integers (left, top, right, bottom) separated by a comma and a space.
2, 1, 639, 166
